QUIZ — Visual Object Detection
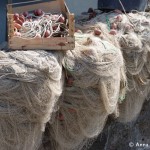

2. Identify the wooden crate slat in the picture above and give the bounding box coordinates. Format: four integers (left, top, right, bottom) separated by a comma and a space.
58, 0, 66, 14
7, 14, 14, 38
9, 36, 75, 50
9, 44, 75, 50
69, 14, 75, 37
9, 37, 74, 44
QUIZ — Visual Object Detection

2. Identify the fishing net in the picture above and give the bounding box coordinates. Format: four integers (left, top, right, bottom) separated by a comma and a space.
116, 12, 150, 122
0, 50, 63, 150
76, 10, 150, 123
40, 10, 150, 149
46, 34, 126, 150
0, 9, 150, 150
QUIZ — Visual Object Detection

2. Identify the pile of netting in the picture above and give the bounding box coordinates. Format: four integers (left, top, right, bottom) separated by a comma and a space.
45, 35, 126, 150
43, 11, 150, 150
0, 9, 150, 150
116, 12, 150, 122
75, 10, 150, 123
0, 35, 125, 150
0, 51, 63, 150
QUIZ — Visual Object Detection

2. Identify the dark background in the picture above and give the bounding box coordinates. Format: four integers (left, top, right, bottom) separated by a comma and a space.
98, 0, 148, 12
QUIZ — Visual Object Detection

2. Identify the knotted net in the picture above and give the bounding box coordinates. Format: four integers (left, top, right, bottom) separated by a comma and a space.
76, 10, 150, 123
47, 34, 126, 150
0, 51, 63, 150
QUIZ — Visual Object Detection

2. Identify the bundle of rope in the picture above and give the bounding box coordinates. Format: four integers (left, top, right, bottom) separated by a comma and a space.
46, 34, 126, 150
0, 50, 63, 150
18, 14, 68, 38
13, 10, 68, 38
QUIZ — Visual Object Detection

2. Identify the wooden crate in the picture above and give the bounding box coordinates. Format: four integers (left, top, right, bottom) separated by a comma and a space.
7, 0, 75, 50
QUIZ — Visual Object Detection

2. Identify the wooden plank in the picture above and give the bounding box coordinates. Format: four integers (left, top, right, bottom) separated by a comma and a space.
7, 2, 13, 13
10, 1, 61, 13
7, 14, 14, 38
58, 0, 66, 14
9, 37, 74, 44
64, 1, 70, 13
9, 36, 75, 50
9, 43, 75, 50
69, 14, 75, 37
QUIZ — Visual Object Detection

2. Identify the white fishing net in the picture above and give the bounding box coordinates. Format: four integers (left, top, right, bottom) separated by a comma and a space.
76, 10, 150, 123
47, 34, 126, 150
0, 51, 63, 150
45, 11, 150, 150
116, 12, 150, 122
0, 10, 150, 150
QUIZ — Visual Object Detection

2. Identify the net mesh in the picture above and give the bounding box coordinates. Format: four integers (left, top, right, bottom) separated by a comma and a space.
75, 11, 150, 123
0, 51, 63, 150
0, 10, 150, 150
47, 34, 126, 150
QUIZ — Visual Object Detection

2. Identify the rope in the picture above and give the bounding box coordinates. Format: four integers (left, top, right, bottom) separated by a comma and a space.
14, 13, 68, 39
